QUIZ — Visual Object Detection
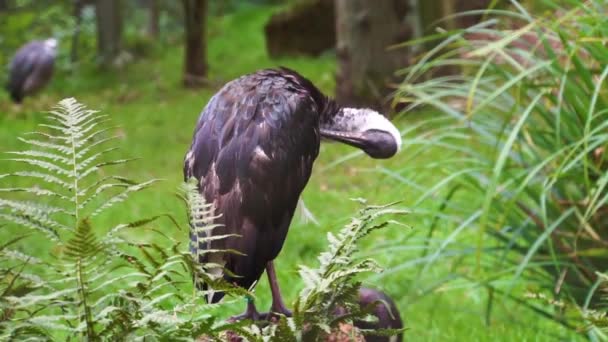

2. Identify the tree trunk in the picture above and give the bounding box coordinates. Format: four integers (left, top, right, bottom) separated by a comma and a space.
147, 0, 159, 38
335, 0, 412, 112
95, 0, 123, 67
419, 0, 499, 34
418, 0, 498, 77
264, 0, 335, 58
71, 0, 85, 64
454, 0, 502, 28
182, 0, 208, 88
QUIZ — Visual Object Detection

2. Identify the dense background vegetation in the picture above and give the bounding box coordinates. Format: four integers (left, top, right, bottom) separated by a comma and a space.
1, 0, 606, 340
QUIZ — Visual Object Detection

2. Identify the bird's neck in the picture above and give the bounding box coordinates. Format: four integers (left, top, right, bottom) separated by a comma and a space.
318, 98, 340, 126
43, 40, 57, 56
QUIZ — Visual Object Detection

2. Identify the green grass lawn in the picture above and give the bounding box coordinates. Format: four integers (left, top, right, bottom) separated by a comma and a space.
0, 4, 584, 341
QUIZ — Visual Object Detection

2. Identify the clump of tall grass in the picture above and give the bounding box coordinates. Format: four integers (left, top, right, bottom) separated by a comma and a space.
394, 0, 608, 337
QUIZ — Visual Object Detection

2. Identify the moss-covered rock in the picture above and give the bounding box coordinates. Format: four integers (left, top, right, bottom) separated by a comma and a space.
264, 0, 335, 58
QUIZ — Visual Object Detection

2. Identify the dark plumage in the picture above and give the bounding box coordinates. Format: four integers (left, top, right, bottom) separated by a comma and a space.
6, 38, 57, 103
184, 67, 401, 318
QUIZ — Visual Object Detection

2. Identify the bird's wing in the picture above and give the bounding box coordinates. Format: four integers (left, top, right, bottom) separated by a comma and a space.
184, 79, 320, 295
22, 51, 55, 94
7, 42, 43, 94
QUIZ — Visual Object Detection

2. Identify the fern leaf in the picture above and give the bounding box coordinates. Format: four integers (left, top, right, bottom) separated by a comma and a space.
61, 117, 110, 144
3, 158, 73, 177
137, 310, 182, 326
76, 158, 141, 182
0, 187, 70, 202
5, 150, 72, 165
78, 182, 131, 208
17, 136, 72, 154
0, 213, 59, 241
75, 147, 120, 170
64, 219, 104, 260
0, 205, 69, 234
6, 288, 78, 308
0, 199, 73, 218
1, 171, 73, 189
18, 315, 79, 333
74, 133, 119, 160
78, 175, 137, 199
4, 271, 47, 291
38, 122, 76, 136
89, 179, 160, 216
0, 234, 30, 252
79, 180, 147, 209
290, 203, 407, 339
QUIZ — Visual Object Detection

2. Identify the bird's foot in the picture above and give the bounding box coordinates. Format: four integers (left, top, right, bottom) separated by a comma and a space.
271, 304, 292, 318
227, 300, 260, 322
228, 310, 260, 322
258, 305, 292, 322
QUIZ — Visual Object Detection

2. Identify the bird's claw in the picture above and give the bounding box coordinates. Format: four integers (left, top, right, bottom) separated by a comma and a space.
229, 307, 292, 323
228, 310, 260, 323
258, 306, 292, 322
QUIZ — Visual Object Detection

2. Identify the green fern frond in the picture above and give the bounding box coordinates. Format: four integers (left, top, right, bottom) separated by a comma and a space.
235, 204, 406, 341
4, 157, 74, 177
0, 98, 136, 223
0, 98, 158, 340
64, 219, 103, 260
75, 147, 120, 170
291, 203, 407, 340
0, 213, 60, 241
79, 182, 134, 209
0, 187, 71, 202
0, 171, 73, 189
89, 179, 160, 216
6, 288, 78, 309
73, 133, 119, 160
17, 136, 72, 154
0, 99, 267, 340
78, 157, 140, 180
0, 199, 73, 218
5, 150, 72, 164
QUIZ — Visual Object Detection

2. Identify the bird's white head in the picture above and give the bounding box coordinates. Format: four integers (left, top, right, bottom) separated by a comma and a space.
320, 107, 402, 159
44, 38, 58, 51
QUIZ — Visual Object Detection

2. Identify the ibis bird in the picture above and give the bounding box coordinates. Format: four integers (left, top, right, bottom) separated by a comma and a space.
353, 287, 404, 342
334, 287, 403, 341
184, 68, 401, 320
6, 38, 58, 103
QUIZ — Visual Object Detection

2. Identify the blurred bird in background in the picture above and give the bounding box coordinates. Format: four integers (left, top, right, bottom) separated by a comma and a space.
6, 38, 58, 103
334, 287, 404, 342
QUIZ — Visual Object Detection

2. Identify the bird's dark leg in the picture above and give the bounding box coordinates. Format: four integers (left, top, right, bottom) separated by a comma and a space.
229, 297, 260, 322
265, 261, 292, 317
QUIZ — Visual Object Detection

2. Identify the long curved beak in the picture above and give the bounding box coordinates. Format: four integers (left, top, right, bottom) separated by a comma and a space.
320, 128, 399, 159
